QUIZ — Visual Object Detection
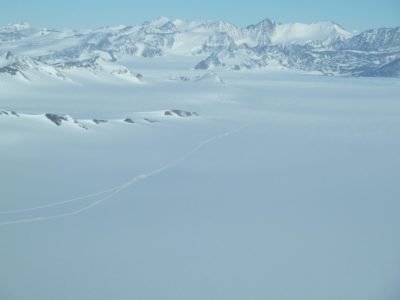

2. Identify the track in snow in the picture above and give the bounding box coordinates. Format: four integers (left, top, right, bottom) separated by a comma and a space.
0, 126, 244, 227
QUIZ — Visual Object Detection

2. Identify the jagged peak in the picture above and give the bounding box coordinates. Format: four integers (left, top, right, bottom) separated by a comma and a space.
247, 18, 276, 30
151, 16, 171, 28
257, 18, 276, 27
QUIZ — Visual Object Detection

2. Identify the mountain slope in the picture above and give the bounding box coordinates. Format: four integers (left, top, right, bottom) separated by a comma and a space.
0, 51, 66, 81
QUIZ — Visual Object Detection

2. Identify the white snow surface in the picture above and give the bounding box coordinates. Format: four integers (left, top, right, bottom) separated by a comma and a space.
1, 55, 400, 300
271, 21, 352, 44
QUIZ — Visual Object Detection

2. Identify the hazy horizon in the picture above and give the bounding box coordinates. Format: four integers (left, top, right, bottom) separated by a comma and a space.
2, 0, 399, 31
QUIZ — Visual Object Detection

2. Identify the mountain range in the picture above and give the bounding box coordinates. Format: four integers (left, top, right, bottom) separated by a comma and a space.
0, 17, 399, 81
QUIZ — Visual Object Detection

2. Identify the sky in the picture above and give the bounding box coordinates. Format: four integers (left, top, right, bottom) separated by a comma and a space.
1, 0, 399, 31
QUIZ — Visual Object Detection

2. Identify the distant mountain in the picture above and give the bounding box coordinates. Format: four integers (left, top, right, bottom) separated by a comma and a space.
334, 27, 400, 51
0, 51, 66, 81
0, 51, 143, 83
0, 18, 399, 79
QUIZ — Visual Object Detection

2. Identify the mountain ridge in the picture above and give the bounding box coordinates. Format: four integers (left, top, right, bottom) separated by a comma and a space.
1, 17, 399, 79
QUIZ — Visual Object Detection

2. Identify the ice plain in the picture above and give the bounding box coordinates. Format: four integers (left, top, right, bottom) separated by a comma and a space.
1, 56, 400, 300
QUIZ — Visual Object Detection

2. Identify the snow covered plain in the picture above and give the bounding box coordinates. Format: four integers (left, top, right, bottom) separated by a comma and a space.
1, 57, 400, 300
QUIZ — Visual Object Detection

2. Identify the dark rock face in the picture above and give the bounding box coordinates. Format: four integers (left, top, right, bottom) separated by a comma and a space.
159, 21, 177, 32
0, 65, 19, 76
74, 120, 88, 130
5, 51, 14, 59
142, 47, 163, 58
135, 73, 144, 80
164, 110, 199, 117
55, 57, 100, 71
169, 76, 192, 82
144, 118, 159, 123
45, 113, 68, 126
195, 53, 222, 70
124, 118, 135, 123
0, 110, 20, 117
176, 76, 191, 82
92, 119, 108, 124
358, 58, 400, 77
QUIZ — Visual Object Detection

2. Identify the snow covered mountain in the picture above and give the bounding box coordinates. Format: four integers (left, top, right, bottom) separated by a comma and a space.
0, 18, 399, 80
0, 51, 143, 83
0, 51, 66, 81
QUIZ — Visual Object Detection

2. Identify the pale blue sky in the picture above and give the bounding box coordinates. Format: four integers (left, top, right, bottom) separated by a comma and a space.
2, 0, 399, 31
